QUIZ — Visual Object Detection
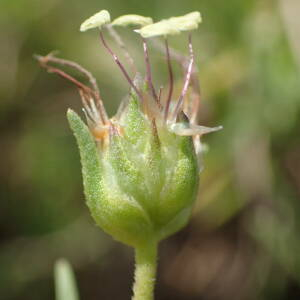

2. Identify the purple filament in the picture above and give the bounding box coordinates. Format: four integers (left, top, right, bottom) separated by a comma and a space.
171, 34, 194, 122
164, 38, 174, 121
99, 31, 143, 101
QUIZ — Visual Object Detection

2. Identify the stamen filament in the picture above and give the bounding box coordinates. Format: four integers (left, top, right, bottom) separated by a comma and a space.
39, 54, 100, 95
106, 25, 137, 74
151, 38, 201, 124
142, 38, 159, 105
38, 63, 91, 93
189, 75, 201, 124
158, 86, 163, 103
171, 34, 194, 122
35, 54, 108, 124
99, 31, 144, 101
79, 90, 100, 123
164, 38, 174, 121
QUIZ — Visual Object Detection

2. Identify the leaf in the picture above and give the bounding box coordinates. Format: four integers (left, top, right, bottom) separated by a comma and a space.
54, 259, 79, 300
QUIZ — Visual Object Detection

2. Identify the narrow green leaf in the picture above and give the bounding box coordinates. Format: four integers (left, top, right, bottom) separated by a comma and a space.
54, 259, 79, 300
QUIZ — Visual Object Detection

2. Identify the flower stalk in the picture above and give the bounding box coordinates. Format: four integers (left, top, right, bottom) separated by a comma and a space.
133, 241, 158, 300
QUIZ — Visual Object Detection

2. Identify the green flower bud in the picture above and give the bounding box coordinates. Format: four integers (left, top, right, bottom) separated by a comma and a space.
67, 92, 199, 247
38, 10, 222, 249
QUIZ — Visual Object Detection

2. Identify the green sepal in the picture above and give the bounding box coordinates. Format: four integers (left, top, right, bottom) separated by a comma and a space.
96, 172, 155, 247
107, 131, 148, 207
67, 107, 199, 246
119, 95, 158, 213
67, 109, 102, 210
157, 133, 199, 230
142, 120, 164, 219
122, 93, 149, 147
157, 206, 193, 241
113, 107, 156, 217
67, 109, 155, 247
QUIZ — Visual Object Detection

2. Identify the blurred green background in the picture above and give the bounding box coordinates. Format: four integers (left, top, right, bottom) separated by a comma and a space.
1, 0, 300, 299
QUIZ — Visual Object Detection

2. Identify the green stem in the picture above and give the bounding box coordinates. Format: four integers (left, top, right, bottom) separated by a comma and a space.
132, 241, 158, 300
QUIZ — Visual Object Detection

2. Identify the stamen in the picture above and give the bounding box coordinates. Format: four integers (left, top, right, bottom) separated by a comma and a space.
108, 122, 119, 140
150, 117, 160, 146
106, 25, 137, 74
189, 75, 201, 124
158, 86, 163, 103
142, 38, 159, 105
39, 54, 100, 95
79, 90, 98, 123
94, 97, 109, 125
79, 89, 98, 122
151, 39, 185, 68
82, 108, 95, 126
164, 38, 174, 121
99, 31, 144, 101
171, 34, 194, 123
115, 95, 129, 120
37, 60, 91, 93
35, 54, 108, 124
151, 38, 201, 124
89, 97, 102, 121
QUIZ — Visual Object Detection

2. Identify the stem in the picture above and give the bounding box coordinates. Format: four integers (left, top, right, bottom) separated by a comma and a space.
132, 242, 158, 300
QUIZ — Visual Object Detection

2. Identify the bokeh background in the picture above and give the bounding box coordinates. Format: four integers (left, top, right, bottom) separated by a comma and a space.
1, 0, 300, 299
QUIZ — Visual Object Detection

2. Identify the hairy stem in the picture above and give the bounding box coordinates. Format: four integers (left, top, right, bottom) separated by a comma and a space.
132, 242, 158, 300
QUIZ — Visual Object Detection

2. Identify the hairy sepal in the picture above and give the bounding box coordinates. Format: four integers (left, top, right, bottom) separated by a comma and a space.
67, 109, 154, 247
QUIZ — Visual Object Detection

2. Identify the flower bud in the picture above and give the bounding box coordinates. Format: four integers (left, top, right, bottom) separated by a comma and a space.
67, 91, 199, 247
38, 10, 222, 248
